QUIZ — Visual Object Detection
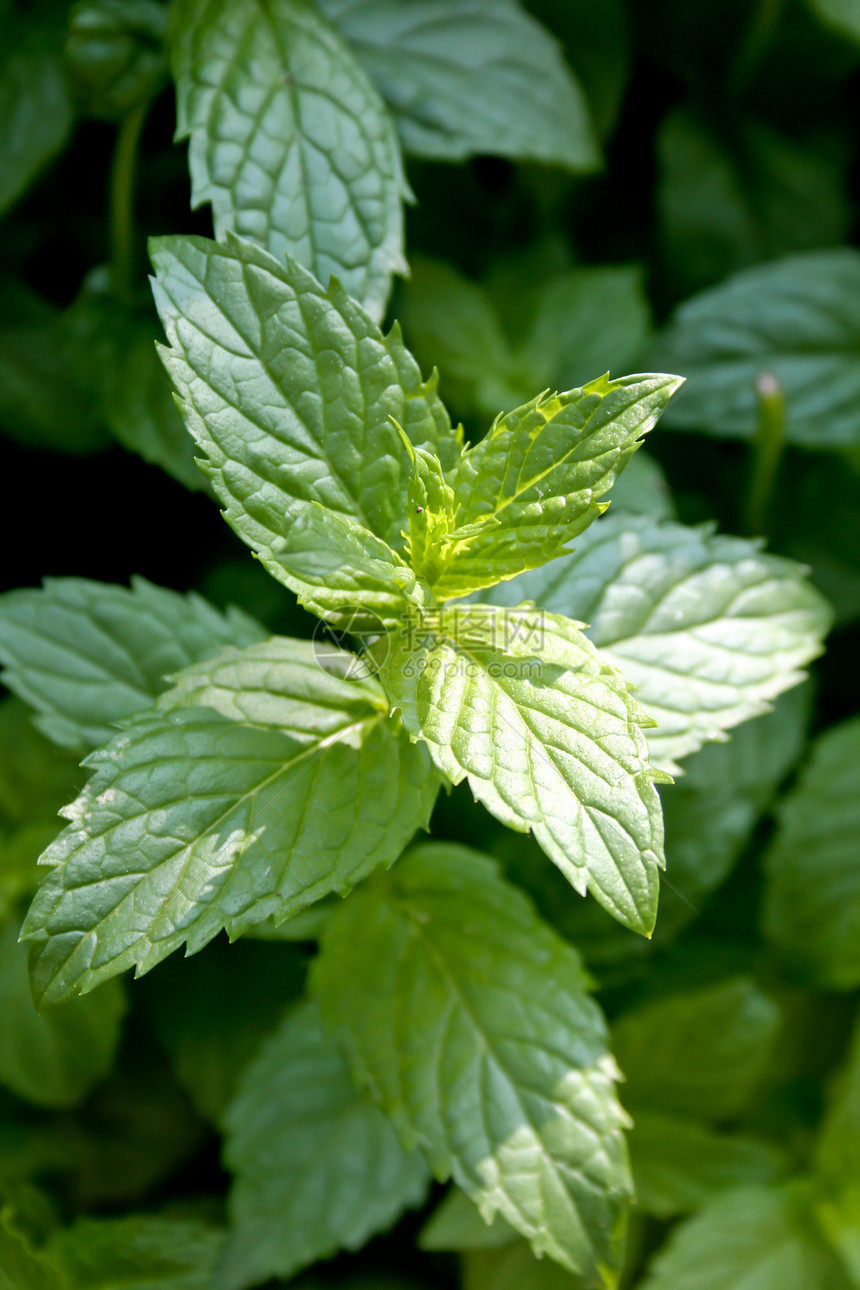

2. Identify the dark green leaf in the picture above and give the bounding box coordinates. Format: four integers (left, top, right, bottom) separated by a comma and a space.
0, 1, 72, 214
317, 0, 600, 170
65, 0, 168, 119
763, 715, 860, 988
218, 1000, 430, 1288
47, 1212, 224, 1288
612, 977, 780, 1120
0, 577, 266, 754
312, 844, 633, 1284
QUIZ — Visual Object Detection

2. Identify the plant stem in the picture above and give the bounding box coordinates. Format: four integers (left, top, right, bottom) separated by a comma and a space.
745, 371, 786, 536
109, 103, 148, 302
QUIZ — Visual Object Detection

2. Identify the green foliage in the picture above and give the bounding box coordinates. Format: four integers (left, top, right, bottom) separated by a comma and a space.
763, 715, 860, 988
312, 844, 632, 1285
3, 1, 860, 1286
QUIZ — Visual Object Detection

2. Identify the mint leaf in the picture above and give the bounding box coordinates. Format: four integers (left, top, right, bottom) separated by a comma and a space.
430, 373, 682, 599
150, 233, 460, 564
763, 715, 860, 989
376, 604, 666, 934
317, 0, 599, 170
21, 637, 438, 1005
219, 999, 430, 1289
612, 978, 780, 1121
312, 844, 633, 1283
656, 686, 810, 944
47, 1212, 224, 1288
657, 107, 850, 297
419, 1190, 516, 1253
629, 1112, 786, 1220
0, 1, 71, 214
648, 249, 860, 447
804, 0, 860, 44
0, 922, 125, 1109
485, 514, 831, 772
0, 577, 266, 754
169, 0, 407, 320
638, 1184, 852, 1290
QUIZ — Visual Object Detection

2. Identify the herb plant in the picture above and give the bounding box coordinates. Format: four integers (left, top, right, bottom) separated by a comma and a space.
1, 2, 860, 1289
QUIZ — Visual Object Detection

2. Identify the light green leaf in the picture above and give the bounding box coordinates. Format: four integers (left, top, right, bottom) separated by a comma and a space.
47, 1212, 224, 1288
655, 686, 810, 943
0, 922, 125, 1110
141, 937, 305, 1123
219, 999, 430, 1289
312, 844, 633, 1285
0, 1, 72, 214
21, 637, 438, 1005
419, 1188, 516, 1253
657, 107, 850, 296
462, 1241, 583, 1290
169, 0, 407, 320
484, 514, 831, 773
150, 233, 460, 570
0, 577, 266, 754
648, 249, 860, 447
398, 258, 652, 424
611, 977, 780, 1121
804, 0, 860, 44
763, 715, 860, 989
430, 373, 683, 600
316, 0, 600, 170
629, 1111, 786, 1220
375, 603, 665, 935
638, 1184, 852, 1290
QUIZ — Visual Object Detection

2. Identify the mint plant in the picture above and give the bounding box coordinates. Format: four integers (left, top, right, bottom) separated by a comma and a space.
2, 1, 860, 1288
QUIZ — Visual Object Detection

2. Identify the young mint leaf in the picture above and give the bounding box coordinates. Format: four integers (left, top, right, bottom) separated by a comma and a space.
169, 0, 407, 320
219, 999, 430, 1289
312, 843, 633, 1285
638, 1184, 853, 1290
629, 1112, 786, 1220
150, 233, 460, 564
46, 1212, 224, 1288
0, 922, 125, 1110
375, 603, 666, 934
484, 514, 832, 772
762, 714, 860, 989
419, 1189, 516, 1253
648, 249, 860, 447
254, 500, 430, 628
316, 0, 600, 170
0, 577, 266, 754
21, 637, 438, 1005
0, 1, 71, 214
429, 373, 683, 600
611, 978, 780, 1121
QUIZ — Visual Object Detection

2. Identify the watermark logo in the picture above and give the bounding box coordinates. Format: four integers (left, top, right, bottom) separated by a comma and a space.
311, 607, 389, 680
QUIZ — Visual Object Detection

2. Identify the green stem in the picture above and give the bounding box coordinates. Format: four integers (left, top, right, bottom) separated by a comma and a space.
745, 371, 786, 536
109, 103, 148, 302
